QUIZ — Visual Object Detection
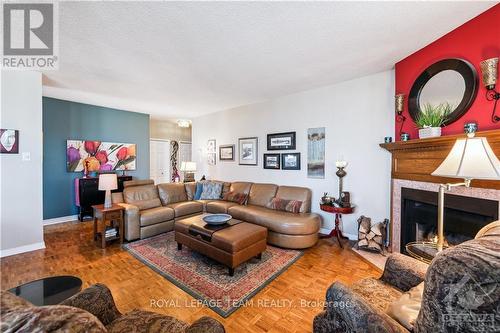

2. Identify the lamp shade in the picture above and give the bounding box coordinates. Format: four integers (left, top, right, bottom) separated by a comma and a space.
432, 137, 500, 180
180, 161, 196, 172
98, 173, 118, 191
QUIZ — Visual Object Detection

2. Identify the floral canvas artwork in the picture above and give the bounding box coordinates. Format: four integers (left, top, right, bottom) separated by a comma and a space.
67, 140, 137, 172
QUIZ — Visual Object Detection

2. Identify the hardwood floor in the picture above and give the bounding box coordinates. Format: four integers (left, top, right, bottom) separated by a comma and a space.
0, 221, 380, 333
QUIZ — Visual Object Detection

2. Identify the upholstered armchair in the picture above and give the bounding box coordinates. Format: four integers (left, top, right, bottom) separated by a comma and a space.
313, 221, 500, 333
1, 283, 225, 333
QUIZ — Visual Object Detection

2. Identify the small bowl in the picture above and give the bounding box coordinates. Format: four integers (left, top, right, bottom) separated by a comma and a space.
202, 214, 232, 225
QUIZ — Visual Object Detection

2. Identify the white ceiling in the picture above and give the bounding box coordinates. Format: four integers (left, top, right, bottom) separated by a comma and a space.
42, 1, 495, 120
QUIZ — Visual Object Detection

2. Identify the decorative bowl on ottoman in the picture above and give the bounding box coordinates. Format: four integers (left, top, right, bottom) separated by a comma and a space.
203, 214, 232, 225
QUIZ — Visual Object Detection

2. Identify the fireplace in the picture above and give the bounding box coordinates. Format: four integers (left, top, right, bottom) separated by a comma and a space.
400, 187, 498, 253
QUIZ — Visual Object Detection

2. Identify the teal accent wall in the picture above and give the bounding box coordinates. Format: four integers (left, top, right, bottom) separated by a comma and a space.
43, 97, 150, 219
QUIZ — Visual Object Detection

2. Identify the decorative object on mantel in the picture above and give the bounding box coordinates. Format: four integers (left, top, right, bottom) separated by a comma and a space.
98, 173, 118, 208
319, 204, 354, 248
356, 215, 388, 254
395, 93, 406, 137
479, 57, 500, 123
430, 128, 500, 252
379, 129, 500, 190
463, 122, 478, 136
384, 136, 392, 143
170, 141, 180, 182
180, 161, 196, 183
400, 133, 410, 141
415, 102, 451, 139
408, 58, 478, 126
0, 129, 19, 154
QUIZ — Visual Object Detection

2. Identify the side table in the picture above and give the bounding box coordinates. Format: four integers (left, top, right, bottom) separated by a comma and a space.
8, 275, 82, 306
92, 204, 125, 248
319, 204, 355, 248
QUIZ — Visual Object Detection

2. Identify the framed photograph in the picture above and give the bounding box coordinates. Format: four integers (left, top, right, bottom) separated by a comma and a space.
207, 153, 216, 166
281, 153, 301, 170
263, 153, 280, 169
0, 129, 19, 154
267, 131, 296, 150
307, 127, 325, 178
207, 139, 216, 153
219, 144, 235, 161
238, 137, 258, 165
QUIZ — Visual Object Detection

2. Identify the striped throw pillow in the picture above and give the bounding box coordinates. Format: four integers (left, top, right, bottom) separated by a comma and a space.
268, 197, 302, 214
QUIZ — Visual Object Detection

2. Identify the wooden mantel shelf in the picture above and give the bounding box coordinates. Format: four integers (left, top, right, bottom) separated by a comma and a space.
380, 129, 500, 190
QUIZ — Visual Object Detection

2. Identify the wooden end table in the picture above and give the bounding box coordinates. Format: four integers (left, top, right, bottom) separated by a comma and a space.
92, 204, 125, 248
319, 204, 355, 248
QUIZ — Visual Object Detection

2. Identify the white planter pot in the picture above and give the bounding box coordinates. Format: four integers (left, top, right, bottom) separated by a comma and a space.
419, 127, 442, 139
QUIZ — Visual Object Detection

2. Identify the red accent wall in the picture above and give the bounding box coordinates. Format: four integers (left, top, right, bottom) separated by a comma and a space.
395, 4, 500, 140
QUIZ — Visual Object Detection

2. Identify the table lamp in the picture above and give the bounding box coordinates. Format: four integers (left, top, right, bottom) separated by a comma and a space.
180, 161, 196, 182
431, 131, 500, 251
98, 173, 118, 208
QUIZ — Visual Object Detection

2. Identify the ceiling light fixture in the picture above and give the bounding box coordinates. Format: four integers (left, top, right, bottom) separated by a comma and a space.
177, 119, 191, 128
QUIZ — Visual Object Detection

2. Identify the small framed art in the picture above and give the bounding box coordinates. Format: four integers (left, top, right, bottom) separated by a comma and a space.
263, 153, 280, 169
238, 137, 258, 165
281, 152, 301, 170
219, 144, 235, 161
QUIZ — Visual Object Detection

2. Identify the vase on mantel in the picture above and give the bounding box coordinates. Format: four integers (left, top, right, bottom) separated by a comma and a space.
418, 126, 442, 139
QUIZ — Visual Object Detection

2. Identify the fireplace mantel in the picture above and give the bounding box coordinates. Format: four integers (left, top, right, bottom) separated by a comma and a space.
380, 129, 500, 190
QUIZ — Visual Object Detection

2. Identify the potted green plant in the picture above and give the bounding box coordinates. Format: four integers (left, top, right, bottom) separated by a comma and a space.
416, 103, 452, 139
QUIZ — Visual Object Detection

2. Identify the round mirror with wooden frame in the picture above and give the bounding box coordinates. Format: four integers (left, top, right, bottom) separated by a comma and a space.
408, 58, 478, 126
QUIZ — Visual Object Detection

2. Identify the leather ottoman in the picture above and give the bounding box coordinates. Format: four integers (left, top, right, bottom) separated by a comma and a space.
175, 214, 267, 276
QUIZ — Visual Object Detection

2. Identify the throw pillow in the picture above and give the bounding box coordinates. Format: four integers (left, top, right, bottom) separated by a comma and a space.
193, 183, 203, 200
223, 191, 248, 205
200, 181, 223, 200
386, 282, 424, 331
268, 197, 302, 214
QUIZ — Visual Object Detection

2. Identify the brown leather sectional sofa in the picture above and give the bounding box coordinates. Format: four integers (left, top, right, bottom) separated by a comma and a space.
112, 180, 321, 249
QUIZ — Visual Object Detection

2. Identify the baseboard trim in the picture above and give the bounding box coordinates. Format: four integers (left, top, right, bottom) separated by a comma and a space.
319, 228, 357, 240
0, 242, 46, 258
43, 215, 78, 226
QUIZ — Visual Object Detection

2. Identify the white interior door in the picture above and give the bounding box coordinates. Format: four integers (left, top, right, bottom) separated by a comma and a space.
150, 140, 171, 184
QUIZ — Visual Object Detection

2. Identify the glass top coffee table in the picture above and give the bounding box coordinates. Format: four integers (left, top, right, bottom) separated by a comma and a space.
8, 275, 82, 306
405, 241, 448, 264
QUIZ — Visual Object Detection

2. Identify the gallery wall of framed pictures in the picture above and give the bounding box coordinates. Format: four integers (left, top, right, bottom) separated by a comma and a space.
204, 128, 322, 174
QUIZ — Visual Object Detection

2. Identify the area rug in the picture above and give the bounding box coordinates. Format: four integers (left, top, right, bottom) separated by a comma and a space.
123, 231, 303, 317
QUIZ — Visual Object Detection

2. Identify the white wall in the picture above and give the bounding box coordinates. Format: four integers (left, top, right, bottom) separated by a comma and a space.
192, 70, 394, 237
0, 71, 45, 257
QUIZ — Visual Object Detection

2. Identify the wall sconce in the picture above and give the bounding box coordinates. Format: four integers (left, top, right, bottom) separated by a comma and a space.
479, 57, 500, 123
395, 93, 406, 135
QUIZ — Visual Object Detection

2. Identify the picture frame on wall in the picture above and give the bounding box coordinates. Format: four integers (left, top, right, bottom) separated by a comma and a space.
238, 137, 258, 165
219, 144, 235, 161
267, 132, 296, 150
207, 153, 216, 166
263, 153, 280, 169
281, 153, 301, 170
0, 129, 19, 154
207, 139, 216, 154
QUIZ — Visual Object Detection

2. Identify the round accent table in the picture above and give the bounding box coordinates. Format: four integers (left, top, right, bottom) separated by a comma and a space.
8, 275, 83, 306
406, 241, 448, 264
319, 204, 355, 248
